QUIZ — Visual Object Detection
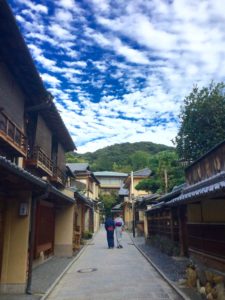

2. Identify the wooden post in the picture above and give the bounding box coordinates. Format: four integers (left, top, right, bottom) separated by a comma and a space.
178, 205, 188, 256
170, 208, 174, 241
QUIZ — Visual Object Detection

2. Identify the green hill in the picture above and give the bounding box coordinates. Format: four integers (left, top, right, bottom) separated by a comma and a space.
66, 141, 174, 172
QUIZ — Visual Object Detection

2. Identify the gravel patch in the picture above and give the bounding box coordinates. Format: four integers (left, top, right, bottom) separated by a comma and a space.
138, 243, 188, 282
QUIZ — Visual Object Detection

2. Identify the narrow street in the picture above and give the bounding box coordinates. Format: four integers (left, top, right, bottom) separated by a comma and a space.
46, 228, 182, 300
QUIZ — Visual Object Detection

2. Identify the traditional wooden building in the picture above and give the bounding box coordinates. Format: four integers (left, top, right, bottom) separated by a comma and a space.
67, 163, 101, 234
94, 171, 128, 195
0, 1, 76, 294
121, 168, 151, 230
146, 185, 186, 255
135, 194, 159, 237
168, 141, 225, 272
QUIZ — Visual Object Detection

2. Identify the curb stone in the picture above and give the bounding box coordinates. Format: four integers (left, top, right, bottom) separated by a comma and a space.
40, 237, 94, 300
129, 234, 191, 300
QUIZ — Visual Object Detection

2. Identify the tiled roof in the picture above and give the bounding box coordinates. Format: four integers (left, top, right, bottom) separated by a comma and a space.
118, 185, 129, 196
157, 183, 186, 202
137, 193, 159, 202
66, 163, 89, 172
74, 191, 93, 207
50, 186, 75, 204
94, 171, 128, 177
168, 171, 225, 206
133, 168, 151, 177
0, 156, 75, 204
147, 201, 165, 212
0, 156, 46, 187
111, 203, 123, 212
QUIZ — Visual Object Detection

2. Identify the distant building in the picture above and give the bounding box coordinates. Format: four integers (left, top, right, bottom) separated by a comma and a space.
94, 171, 128, 195
67, 163, 100, 233
121, 168, 152, 230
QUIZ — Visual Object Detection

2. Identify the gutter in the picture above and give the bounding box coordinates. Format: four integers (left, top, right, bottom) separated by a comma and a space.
26, 185, 50, 295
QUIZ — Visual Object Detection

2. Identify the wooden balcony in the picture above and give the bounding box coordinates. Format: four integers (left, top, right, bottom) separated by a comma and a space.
49, 166, 66, 186
26, 146, 53, 176
0, 111, 27, 157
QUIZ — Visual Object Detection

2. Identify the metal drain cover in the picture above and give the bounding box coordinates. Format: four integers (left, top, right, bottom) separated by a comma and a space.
77, 268, 97, 273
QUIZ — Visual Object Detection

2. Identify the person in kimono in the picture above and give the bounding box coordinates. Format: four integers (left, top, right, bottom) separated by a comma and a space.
104, 215, 115, 248
114, 214, 124, 248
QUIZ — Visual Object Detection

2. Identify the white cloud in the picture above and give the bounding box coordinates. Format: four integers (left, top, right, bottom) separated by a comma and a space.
17, 0, 48, 14
57, 0, 75, 9
64, 61, 87, 68
49, 23, 75, 41
87, 29, 149, 64
41, 73, 61, 87
12, 0, 225, 153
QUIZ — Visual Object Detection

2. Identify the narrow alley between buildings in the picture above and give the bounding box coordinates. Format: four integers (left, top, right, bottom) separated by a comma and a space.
44, 228, 182, 300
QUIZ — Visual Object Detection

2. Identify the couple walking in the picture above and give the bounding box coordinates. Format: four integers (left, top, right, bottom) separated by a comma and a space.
105, 214, 124, 249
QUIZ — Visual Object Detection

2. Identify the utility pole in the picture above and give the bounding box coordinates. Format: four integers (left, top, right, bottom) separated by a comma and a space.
164, 168, 168, 194
131, 171, 135, 238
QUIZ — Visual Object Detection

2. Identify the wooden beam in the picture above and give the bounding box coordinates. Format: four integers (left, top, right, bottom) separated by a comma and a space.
25, 102, 51, 112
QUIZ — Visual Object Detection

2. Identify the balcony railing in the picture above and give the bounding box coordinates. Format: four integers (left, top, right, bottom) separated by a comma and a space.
51, 166, 66, 186
0, 111, 27, 156
26, 146, 53, 176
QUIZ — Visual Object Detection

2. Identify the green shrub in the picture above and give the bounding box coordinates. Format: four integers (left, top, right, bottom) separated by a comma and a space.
83, 231, 93, 239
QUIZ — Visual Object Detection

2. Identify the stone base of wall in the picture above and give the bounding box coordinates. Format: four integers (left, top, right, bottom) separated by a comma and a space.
0, 283, 25, 294
54, 244, 73, 257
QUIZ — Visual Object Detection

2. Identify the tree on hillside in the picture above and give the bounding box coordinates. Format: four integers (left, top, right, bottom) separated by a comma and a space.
129, 151, 150, 171
67, 142, 174, 171
175, 82, 225, 162
66, 152, 87, 163
135, 150, 184, 194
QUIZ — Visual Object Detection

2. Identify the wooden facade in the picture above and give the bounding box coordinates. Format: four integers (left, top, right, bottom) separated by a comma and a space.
0, 110, 27, 157
34, 201, 55, 258
167, 142, 225, 272
147, 207, 179, 242
186, 141, 225, 185
0, 0, 76, 294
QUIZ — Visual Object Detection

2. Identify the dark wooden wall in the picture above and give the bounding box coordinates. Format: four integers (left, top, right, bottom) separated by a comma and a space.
186, 143, 225, 185
0, 62, 25, 130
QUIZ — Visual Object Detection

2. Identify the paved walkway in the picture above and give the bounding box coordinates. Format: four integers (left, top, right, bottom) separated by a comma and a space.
46, 228, 182, 300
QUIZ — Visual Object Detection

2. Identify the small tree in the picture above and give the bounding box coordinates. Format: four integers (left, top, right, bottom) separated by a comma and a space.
135, 150, 184, 194
135, 177, 161, 193
99, 192, 118, 216
175, 82, 225, 162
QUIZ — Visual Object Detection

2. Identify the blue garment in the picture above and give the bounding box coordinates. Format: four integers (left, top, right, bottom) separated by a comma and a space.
105, 218, 115, 248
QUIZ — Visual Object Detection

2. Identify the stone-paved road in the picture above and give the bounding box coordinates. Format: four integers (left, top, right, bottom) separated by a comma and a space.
46, 227, 182, 300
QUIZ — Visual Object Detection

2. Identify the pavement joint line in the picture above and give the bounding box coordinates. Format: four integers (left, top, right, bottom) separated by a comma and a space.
40, 237, 93, 300
129, 234, 191, 300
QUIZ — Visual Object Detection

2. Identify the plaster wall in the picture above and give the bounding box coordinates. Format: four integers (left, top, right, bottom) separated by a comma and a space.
54, 204, 74, 257
188, 199, 225, 223
202, 199, 225, 222
0, 192, 31, 294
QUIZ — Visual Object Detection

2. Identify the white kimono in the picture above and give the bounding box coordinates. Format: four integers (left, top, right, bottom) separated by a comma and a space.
114, 217, 124, 247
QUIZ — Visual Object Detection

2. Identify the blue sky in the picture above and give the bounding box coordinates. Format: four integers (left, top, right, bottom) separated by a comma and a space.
9, 0, 225, 153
